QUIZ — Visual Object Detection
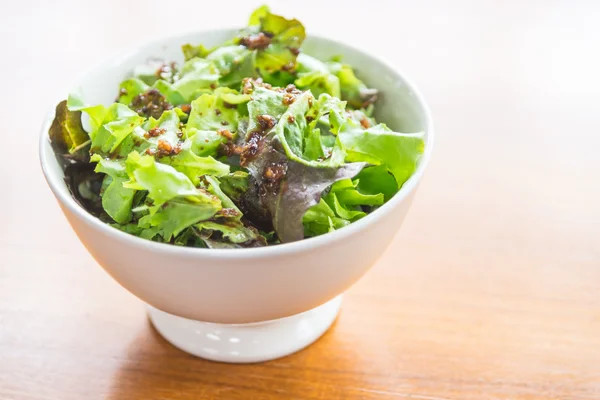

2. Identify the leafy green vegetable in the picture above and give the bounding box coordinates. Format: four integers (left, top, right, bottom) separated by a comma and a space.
140, 199, 220, 241
182, 43, 211, 61
238, 5, 305, 76
187, 87, 249, 133
295, 71, 340, 98
338, 123, 425, 187
117, 78, 149, 104
196, 221, 265, 248
91, 155, 135, 224
165, 143, 230, 185
49, 6, 426, 248
218, 171, 249, 203
172, 58, 219, 102
207, 46, 256, 87
328, 62, 378, 109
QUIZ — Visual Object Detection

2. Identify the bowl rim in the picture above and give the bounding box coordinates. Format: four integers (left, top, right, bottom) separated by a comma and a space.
39, 28, 434, 259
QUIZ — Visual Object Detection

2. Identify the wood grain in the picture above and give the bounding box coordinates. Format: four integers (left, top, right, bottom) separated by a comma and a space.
1, 0, 599, 399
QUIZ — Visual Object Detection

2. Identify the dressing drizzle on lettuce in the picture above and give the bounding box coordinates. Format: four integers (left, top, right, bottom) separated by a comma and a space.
48, 6, 424, 248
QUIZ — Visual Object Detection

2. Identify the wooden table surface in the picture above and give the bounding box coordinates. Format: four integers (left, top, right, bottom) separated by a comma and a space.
1, 1, 599, 399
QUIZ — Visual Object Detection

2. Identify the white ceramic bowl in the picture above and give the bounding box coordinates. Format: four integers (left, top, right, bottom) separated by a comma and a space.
40, 29, 433, 363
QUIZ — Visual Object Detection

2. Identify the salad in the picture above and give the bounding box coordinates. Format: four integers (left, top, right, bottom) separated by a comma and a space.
48, 6, 425, 249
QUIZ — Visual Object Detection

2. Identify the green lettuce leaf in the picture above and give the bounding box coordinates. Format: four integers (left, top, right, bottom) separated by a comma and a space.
165, 143, 230, 185
218, 171, 249, 203
66, 93, 107, 138
117, 78, 149, 104
355, 164, 398, 201
152, 80, 186, 105
302, 198, 351, 237
295, 71, 340, 98
139, 198, 220, 241
122, 152, 224, 240
187, 87, 250, 133
206, 45, 257, 87
327, 62, 378, 109
189, 130, 224, 157
172, 58, 219, 102
195, 221, 265, 246
338, 123, 425, 187
245, 83, 288, 131
182, 43, 211, 61
273, 92, 346, 167
69, 93, 144, 158
204, 175, 239, 212
239, 6, 305, 76
91, 154, 135, 224
124, 151, 203, 206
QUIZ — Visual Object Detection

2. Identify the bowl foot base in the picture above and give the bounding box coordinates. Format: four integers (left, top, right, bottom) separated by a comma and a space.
146, 296, 342, 363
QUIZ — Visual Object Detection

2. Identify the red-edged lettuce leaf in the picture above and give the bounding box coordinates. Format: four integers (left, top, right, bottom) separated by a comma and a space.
241, 132, 366, 243
48, 100, 90, 166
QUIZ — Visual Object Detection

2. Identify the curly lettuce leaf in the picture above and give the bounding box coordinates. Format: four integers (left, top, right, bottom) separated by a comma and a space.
172, 58, 219, 102
218, 171, 249, 203
302, 198, 351, 237
295, 71, 340, 99
245, 84, 288, 132
189, 130, 224, 157
195, 220, 266, 248
128, 110, 231, 184
75, 101, 144, 157
120, 78, 186, 108
196, 221, 255, 243
338, 123, 425, 187
194, 176, 267, 248
245, 85, 345, 167
248, 5, 270, 26
239, 6, 305, 76
354, 164, 398, 201
139, 198, 220, 241
152, 80, 186, 105
66, 93, 108, 138
296, 53, 329, 74
182, 43, 211, 61
124, 151, 203, 206
91, 155, 135, 224
206, 45, 257, 87
204, 175, 239, 212
273, 92, 346, 166
302, 171, 393, 237
295, 54, 378, 108
256, 11, 305, 73
327, 62, 378, 109
166, 144, 230, 185
121, 152, 224, 240
117, 78, 149, 104
187, 87, 250, 134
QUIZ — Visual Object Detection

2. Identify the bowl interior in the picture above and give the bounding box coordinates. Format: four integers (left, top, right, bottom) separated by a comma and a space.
41, 29, 432, 249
